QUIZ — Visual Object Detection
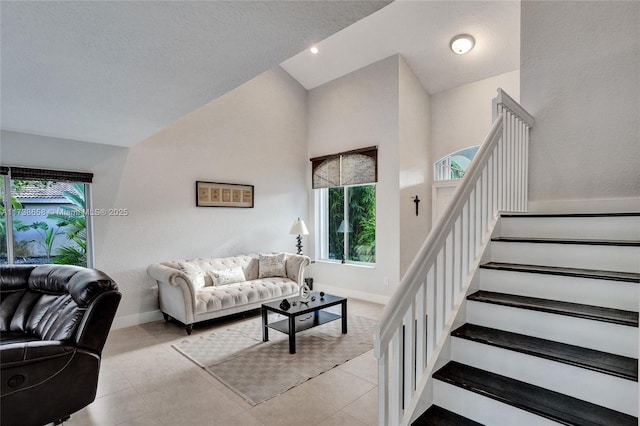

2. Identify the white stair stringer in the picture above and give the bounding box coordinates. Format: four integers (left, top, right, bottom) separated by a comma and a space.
466, 300, 638, 358
451, 337, 638, 416
432, 379, 561, 425
479, 268, 639, 311
490, 241, 640, 273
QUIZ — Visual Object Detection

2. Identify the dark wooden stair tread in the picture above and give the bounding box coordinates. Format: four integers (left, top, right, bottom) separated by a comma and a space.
412, 405, 483, 426
491, 237, 640, 247
452, 323, 638, 381
467, 290, 638, 327
433, 361, 637, 426
480, 262, 640, 283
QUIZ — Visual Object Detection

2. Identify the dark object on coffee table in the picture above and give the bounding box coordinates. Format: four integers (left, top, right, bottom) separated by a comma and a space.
280, 298, 291, 310
320, 291, 325, 300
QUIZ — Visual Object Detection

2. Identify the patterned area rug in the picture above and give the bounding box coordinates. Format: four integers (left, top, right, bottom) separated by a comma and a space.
172, 313, 377, 405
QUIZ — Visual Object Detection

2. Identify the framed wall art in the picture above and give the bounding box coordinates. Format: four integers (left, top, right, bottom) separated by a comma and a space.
196, 181, 254, 208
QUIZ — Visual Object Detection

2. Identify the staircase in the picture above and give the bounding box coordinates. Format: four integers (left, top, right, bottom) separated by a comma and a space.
414, 213, 640, 425
374, 89, 640, 425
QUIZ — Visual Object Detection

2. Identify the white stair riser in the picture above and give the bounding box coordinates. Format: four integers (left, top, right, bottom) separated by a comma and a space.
479, 269, 639, 311
490, 242, 640, 273
466, 301, 638, 357
499, 216, 640, 241
433, 379, 561, 425
451, 338, 638, 416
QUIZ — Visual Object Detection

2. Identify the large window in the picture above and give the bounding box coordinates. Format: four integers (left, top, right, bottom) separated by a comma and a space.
0, 167, 93, 267
312, 147, 377, 265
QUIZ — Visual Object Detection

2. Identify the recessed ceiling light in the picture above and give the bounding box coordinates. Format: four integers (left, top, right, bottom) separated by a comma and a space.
310, 46, 319, 55
450, 34, 475, 55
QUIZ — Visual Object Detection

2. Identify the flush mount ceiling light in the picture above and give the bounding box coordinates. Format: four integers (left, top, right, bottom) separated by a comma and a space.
450, 34, 475, 55
310, 46, 319, 55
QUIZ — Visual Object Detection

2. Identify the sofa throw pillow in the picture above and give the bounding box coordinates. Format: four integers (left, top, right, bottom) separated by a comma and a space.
177, 261, 206, 290
209, 267, 246, 286
258, 253, 287, 279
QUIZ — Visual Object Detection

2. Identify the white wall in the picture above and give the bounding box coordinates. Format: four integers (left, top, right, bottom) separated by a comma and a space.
0, 130, 128, 172
1, 67, 309, 327
399, 57, 431, 278
307, 55, 400, 303
429, 70, 519, 224
430, 70, 520, 166
521, 1, 640, 212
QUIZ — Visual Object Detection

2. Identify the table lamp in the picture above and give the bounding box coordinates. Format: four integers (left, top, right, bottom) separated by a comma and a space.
289, 218, 309, 255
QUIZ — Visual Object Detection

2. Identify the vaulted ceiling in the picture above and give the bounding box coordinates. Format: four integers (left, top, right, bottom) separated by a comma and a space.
1, 1, 519, 149
1, 1, 390, 147
281, 0, 520, 94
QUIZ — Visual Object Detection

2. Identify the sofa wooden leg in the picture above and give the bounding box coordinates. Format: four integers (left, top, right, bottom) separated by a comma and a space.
162, 312, 170, 322
185, 324, 193, 335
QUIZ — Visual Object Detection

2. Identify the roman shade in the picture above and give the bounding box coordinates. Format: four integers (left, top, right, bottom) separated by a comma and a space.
310, 146, 377, 189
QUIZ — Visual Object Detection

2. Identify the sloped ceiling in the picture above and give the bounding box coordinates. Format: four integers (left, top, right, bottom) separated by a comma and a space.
0, 1, 390, 147
281, 0, 520, 94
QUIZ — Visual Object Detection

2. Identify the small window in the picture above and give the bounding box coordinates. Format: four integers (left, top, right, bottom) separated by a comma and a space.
434, 145, 479, 181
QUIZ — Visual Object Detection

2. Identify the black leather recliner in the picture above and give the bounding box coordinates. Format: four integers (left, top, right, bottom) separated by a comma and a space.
0, 264, 121, 426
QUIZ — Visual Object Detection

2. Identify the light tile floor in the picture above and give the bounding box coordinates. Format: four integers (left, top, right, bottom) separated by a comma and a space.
66, 299, 384, 426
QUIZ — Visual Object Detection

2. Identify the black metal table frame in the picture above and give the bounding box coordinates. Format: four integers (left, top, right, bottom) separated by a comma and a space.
261, 295, 347, 354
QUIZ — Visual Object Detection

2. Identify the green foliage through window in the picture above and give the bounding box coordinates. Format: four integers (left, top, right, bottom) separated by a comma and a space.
1, 178, 89, 267
48, 183, 88, 266
0, 176, 6, 263
326, 184, 375, 263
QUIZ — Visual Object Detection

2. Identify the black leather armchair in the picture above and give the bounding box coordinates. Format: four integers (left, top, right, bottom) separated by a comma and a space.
0, 264, 121, 426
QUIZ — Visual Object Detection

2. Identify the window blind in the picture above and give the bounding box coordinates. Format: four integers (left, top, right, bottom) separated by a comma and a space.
7, 167, 93, 183
310, 146, 377, 189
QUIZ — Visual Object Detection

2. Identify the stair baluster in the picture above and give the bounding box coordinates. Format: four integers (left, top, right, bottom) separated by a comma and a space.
374, 88, 534, 426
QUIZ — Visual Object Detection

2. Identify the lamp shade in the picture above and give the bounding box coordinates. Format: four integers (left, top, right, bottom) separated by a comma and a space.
337, 220, 352, 233
289, 218, 309, 235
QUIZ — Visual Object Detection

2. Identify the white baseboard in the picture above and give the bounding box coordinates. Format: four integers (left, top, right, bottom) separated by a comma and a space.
314, 283, 390, 305
528, 197, 640, 214
111, 310, 163, 330
111, 288, 387, 330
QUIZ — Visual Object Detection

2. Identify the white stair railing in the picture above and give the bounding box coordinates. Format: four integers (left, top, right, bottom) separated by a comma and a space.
374, 89, 534, 425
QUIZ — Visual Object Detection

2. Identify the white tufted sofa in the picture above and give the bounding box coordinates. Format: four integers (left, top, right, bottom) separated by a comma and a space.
147, 253, 310, 334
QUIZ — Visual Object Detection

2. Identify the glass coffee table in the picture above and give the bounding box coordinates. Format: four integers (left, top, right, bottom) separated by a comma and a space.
261, 293, 347, 354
